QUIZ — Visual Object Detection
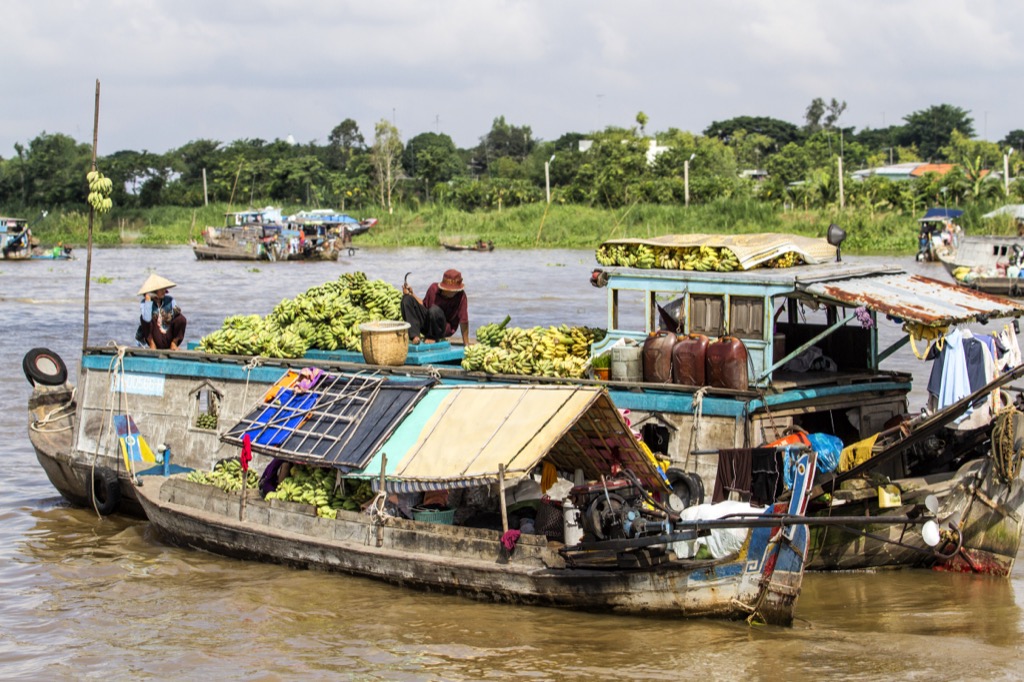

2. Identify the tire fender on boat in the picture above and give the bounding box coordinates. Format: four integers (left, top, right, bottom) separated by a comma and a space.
666, 468, 704, 510
22, 347, 68, 387
90, 468, 121, 516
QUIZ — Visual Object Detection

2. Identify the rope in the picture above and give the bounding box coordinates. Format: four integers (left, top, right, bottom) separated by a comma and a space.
29, 386, 77, 433
904, 322, 947, 360
991, 404, 1023, 483
240, 356, 265, 409
685, 386, 709, 470
88, 343, 134, 517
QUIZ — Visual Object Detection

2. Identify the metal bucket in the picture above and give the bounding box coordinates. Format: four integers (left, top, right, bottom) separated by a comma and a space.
611, 344, 642, 382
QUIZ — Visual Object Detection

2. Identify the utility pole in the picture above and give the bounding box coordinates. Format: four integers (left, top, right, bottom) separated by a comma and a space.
838, 156, 845, 209
684, 153, 695, 207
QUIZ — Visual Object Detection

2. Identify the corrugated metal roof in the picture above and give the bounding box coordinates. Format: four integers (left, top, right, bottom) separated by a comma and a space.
800, 272, 1024, 326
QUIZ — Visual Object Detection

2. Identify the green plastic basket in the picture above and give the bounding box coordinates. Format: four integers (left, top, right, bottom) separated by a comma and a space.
412, 506, 455, 525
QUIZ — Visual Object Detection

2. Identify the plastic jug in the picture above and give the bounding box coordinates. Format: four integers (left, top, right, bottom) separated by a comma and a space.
672, 334, 709, 386
611, 343, 642, 382
642, 331, 675, 383
705, 336, 749, 390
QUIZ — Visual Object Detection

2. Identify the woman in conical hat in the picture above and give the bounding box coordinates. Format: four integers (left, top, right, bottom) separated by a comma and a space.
135, 274, 187, 350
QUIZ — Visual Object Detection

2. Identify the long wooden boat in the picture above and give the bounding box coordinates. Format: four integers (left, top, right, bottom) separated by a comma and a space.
131, 378, 818, 626
442, 241, 494, 252
24, 233, 1024, 576
1, 217, 73, 261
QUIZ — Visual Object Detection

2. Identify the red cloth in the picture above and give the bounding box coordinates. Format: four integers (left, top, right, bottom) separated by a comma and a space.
240, 433, 252, 472
501, 529, 521, 552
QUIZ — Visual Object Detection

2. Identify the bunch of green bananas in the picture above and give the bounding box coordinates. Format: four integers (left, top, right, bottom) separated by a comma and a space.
86, 170, 114, 214
195, 413, 219, 430
198, 272, 402, 358
264, 463, 375, 519
186, 459, 258, 493
461, 324, 599, 378
475, 314, 512, 347
596, 244, 746, 272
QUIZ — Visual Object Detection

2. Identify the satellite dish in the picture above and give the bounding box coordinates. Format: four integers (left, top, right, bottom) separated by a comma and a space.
922, 520, 941, 547
924, 494, 939, 514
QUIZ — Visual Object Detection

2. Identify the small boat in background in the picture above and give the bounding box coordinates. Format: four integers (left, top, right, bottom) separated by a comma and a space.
938, 234, 1024, 296
441, 239, 494, 252
1, 216, 73, 261
916, 207, 963, 262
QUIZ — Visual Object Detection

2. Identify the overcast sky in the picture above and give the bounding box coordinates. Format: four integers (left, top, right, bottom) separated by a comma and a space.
5, 1, 1022, 157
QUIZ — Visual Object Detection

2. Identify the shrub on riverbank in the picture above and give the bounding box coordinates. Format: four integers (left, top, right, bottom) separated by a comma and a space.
26, 201, 1019, 254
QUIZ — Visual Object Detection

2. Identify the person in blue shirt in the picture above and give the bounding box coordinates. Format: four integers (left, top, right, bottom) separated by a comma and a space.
135, 274, 187, 350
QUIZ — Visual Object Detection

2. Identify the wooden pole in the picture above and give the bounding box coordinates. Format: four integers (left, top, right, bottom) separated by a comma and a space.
83, 79, 100, 351
498, 463, 509, 534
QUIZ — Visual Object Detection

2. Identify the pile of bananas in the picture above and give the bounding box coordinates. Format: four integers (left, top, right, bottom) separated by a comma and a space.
194, 412, 219, 430
764, 251, 804, 268
86, 170, 114, 214
463, 324, 603, 378
263, 463, 375, 519
475, 315, 512, 346
198, 272, 402, 358
596, 243, 803, 271
597, 243, 742, 271
186, 458, 258, 493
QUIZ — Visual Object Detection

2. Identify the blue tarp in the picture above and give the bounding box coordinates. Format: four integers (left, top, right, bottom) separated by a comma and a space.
920, 207, 964, 221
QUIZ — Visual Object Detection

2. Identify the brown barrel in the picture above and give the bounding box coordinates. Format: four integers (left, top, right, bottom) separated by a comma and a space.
706, 336, 749, 390
642, 331, 675, 383
672, 334, 709, 386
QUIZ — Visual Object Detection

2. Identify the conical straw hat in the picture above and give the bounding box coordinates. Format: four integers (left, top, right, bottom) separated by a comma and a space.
137, 273, 177, 296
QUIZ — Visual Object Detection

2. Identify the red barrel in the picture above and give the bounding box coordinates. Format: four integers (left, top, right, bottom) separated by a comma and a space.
642, 331, 675, 383
672, 334, 709, 386
705, 336, 749, 390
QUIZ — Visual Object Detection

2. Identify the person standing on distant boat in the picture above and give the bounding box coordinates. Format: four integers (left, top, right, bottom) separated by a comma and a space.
401, 269, 470, 345
135, 274, 188, 350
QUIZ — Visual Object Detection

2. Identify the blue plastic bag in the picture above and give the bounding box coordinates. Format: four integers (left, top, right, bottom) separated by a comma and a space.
783, 432, 843, 488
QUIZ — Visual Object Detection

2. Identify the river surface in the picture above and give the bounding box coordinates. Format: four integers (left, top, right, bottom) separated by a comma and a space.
2, 246, 1024, 680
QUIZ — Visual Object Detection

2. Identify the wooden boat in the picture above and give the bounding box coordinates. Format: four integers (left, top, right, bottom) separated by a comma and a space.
1, 217, 73, 261
915, 207, 963, 262
442, 240, 494, 252
131, 378, 819, 626
23, 232, 1024, 576
937, 235, 1024, 296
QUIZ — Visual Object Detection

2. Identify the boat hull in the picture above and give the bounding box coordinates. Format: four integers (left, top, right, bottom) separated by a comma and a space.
137, 476, 807, 624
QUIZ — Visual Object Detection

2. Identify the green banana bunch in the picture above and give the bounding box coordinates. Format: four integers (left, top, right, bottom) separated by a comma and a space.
186, 459, 258, 493
86, 170, 114, 214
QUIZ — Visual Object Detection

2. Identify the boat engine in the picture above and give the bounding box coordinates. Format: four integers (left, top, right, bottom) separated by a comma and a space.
569, 477, 668, 541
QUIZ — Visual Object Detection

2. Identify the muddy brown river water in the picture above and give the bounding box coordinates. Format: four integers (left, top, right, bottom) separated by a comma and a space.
2, 246, 1024, 680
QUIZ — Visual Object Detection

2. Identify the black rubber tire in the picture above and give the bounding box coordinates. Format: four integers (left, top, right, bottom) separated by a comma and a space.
90, 468, 121, 516
23, 348, 68, 387
666, 468, 704, 511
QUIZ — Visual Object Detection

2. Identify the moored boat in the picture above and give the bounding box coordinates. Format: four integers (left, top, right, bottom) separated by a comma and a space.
937, 234, 1024, 296
132, 378, 820, 625
24, 231, 1024, 575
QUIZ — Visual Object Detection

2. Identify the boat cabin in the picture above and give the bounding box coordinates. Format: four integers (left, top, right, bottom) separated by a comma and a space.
1, 216, 32, 258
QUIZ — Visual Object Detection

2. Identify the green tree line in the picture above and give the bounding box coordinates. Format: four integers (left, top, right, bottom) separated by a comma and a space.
2, 101, 1022, 231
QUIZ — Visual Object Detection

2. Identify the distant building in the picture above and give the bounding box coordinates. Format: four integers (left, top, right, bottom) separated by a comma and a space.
851, 162, 989, 181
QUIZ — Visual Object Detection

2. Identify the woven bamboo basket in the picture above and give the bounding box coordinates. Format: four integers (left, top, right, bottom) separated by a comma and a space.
359, 320, 410, 366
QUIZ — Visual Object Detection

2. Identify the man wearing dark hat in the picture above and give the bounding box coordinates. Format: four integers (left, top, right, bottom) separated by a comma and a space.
401, 268, 470, 345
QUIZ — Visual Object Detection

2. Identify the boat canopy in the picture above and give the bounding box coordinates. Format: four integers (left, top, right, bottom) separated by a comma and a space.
798, 272, 1024, 327
919, 207, 963, 222
358, 384, 663, 493
221, 372, 435, 471
289, 210, 360, 225
221, 375, 663, 494
601, 233, 837, 270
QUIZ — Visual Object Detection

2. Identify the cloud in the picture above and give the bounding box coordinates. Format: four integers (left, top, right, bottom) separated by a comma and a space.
4, 0, 1024, 157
